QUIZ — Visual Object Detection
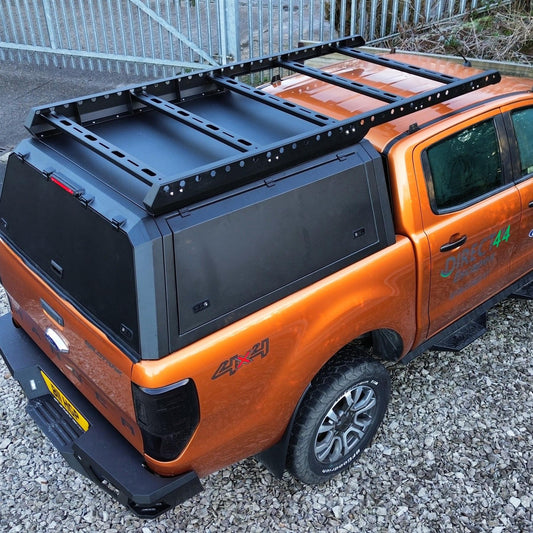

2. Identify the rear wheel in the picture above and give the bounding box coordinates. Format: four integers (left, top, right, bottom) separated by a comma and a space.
287, 353, 390, 484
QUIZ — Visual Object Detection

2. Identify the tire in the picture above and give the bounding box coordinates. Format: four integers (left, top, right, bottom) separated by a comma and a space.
287, 352, 390, 485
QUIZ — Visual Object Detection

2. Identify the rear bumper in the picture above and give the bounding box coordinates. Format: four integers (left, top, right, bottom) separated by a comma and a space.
0, 313, 203, 518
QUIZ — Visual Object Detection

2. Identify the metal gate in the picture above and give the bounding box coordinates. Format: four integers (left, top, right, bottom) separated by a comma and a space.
0, 0, 502, 77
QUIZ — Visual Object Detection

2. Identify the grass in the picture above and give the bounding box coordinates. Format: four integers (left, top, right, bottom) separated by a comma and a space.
388, 3, 533, 64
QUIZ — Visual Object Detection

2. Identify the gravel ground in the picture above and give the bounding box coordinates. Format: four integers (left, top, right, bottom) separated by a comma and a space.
0, 287, 531, 532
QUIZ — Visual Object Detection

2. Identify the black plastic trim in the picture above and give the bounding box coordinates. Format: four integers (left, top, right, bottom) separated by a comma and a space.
501, 104, 533, 183
255, 384, 311, 478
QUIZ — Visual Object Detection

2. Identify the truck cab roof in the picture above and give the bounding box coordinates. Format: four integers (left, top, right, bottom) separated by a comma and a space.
270, 52, 533, 152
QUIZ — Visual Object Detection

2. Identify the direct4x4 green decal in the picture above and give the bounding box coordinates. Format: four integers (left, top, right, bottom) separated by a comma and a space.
440, 224, 511, 280
492, 224, 511, 247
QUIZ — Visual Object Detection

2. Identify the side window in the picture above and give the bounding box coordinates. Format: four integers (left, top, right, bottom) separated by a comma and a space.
425, 119, 504, 212
511, 107, 533, 177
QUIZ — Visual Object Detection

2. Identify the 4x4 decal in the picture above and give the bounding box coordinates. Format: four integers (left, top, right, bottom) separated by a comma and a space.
212, 338, 270, 380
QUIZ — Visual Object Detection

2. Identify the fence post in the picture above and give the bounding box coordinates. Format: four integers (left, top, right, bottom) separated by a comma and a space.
42, 0, 58, 65
42, 0, 58, 49
219, 0, 240, 63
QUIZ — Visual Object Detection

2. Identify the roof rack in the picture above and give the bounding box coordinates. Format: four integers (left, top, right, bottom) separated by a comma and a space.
27, 35, 501, 216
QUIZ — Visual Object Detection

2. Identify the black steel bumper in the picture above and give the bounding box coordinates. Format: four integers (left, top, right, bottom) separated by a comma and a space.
0, 314, 203, 518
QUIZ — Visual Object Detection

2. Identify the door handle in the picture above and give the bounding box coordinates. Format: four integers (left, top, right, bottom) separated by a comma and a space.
528, 201, 533, 208
440, 234, 467, 253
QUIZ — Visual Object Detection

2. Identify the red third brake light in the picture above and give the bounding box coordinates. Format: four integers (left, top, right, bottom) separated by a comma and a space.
50, 176, 75, 195
49, 174, 85, 197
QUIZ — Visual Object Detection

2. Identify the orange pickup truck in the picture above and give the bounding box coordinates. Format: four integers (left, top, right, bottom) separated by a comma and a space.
1, 36, 532, 517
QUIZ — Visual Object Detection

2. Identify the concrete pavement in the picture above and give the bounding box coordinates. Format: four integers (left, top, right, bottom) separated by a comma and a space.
1, 59, 148, 182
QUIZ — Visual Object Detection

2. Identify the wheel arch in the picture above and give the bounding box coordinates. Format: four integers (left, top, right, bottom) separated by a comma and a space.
256, 330, 399, 477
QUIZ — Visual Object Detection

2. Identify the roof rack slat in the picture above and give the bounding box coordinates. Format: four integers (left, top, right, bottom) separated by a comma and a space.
39, 112, 162, 186
144, 69, 501, 215
131, 91, 258, 152
277, 59, 400, 103
211, 75, 335, 126
336, 47, 460, 84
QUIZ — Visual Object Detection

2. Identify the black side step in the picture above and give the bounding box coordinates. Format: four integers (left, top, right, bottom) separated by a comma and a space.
402, 270, 533, 364
511, 280, 533, 300
431, 313, 487, 352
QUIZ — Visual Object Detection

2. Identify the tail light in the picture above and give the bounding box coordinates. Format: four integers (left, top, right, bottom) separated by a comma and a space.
132, 379, 200, 462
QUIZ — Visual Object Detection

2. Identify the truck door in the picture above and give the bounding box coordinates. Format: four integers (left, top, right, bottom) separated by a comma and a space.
503, 103, 533, 277
415, 113, 521, 336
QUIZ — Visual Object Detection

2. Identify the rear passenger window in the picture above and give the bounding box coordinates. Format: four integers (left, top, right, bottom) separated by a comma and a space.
511, 107, 533, 177
425, 119, 504, 212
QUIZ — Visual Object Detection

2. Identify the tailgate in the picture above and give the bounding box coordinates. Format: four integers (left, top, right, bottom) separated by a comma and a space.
0, 238, 142, 451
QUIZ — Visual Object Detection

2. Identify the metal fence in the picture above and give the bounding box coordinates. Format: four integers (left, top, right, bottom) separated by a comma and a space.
0, 0, 502, 77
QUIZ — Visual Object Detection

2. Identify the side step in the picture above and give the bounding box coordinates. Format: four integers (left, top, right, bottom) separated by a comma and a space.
402, 271, 533, 364
431, 313, 487, 352
511, 280, 533, 300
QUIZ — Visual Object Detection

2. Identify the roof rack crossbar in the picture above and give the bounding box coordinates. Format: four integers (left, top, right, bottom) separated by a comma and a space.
40, 112, 162, 187
336, 47, 460, 85
211, 75, 335, 126
131, 91, 258, 152
143, 69, 501, 215
205, 35, 366, 80
277, 59, 400, 103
